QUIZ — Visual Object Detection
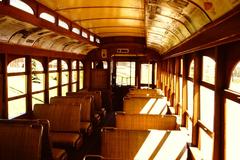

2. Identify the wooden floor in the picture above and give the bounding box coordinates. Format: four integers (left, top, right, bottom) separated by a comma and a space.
69, 112, 116, 160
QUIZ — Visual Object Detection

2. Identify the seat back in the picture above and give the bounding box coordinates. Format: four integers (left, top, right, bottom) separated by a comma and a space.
0, 122, 43, 160
34, 104, 81, 132
50, 96, 93, 122
115, 113, 177, 130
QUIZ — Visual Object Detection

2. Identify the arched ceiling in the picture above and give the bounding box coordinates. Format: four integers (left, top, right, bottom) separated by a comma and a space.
0, 16, 97, 55
36, 0, 240, 54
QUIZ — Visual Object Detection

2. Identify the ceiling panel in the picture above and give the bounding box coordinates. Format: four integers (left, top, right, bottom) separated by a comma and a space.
36, 0, 240, 54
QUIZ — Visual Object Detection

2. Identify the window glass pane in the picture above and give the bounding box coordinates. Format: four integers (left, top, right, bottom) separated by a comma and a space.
187, 117, 192, 143
8, 98, 26, 119
32, 73, 44, 92
72, 60, 77, 70
225, 99, 240, 160
72, 83, 77, 92
131, 62, 136, 86
39, 12, 55, 23
180, 59, 183, 75
49, 88, 57, 101
62, 85, 68, 96
62, 71, 69, 84
229, 62, 240, 93
79, 70, 84, 89
199, 128, 213, 160
96, 38, 100, 44
32, 92, 44, 109
82, 31, 88, 38
103, 61, 108, 69
58, 19, 69, 29
141, 64, 152, 84
8, 75, 26, 98
187, 80, 193, 117
116, 62, 135, 86
49, 72, 58, 88
10, 0, 34, 15
154, 63, 157, 85
79, 61, 83, 69
72, 71, 77, 82
189, 60, 194, 78
7, 58, 25, 73
202, 56, 215, 84
90, 35, 94, 42
49, 60, 57, 71
61, 60, 68, 70
179, 77, 183, 105
200, 86, 215, 131
72, 28, 80, 34
32, 59, 44, 71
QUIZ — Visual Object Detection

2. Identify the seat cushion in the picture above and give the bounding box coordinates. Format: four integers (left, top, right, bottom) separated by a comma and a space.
52, 148, 68, 160
50, 132, 83, 149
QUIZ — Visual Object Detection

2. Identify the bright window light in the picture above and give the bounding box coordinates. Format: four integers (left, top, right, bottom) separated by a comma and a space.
229, 62, 240, 93
10, 0, 34, 15
72, 28, 80, 34
82, 31, 88, 38
90, 35, 94, 42
40, 12, 55, 23
58, 19, 69, 30
140, 98, 156, 114
96, 38, 100, 44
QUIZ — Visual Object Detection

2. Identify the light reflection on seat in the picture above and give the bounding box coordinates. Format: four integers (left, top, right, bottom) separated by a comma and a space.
139, 98, 156, 114
134, 130, 187, 160
149, 97, 167, 115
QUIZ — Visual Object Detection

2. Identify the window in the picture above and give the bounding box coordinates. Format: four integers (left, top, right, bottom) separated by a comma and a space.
72, 60, 77, 92
7, 58, 27, 119
40, 12, 55, 23
58, 19, 69, 30
141, 63, 152, 85
79, 61, 84, 89
225, 99, 240, 160
189, 60, 194, 78
229, 62, 240, 93
72, 28, 80, 34
61, 60, 69, 96
82, 31, 88, 38
103, 61, 108, 69
32, 59, 45, 108
10, 0, 34, 15
116, 62, 135, 86
225, 61, 240, 160
96, 38, 100, 44
202, 56, 215, 84
90, 35, 94, 42
49, 60, 58, 100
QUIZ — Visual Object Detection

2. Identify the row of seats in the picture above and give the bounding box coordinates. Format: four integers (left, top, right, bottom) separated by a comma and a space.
84, 88, 185, 160
0, 119, 67, 160
0, 90, 105, 160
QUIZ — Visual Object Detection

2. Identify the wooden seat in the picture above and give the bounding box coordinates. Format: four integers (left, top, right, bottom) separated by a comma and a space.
0, 119, 67, 160
101, 128, 188, 160
33, 104, 83, 150
115, 112, 178, 130
0, 121, 43, 160
50, 96, 94, 135
67, 90, 106, 118
123, 96, 168, 115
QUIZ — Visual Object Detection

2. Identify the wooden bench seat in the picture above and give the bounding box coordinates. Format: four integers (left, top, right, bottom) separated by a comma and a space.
50, 96, 94, 135
0, 121, 43, 160
33, 104, 83, 150
0, 119, 67, 160
67, 90, 106, 118
115, 112, 178, 130
100, 128, 187, 160
123, 96, 168, 115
